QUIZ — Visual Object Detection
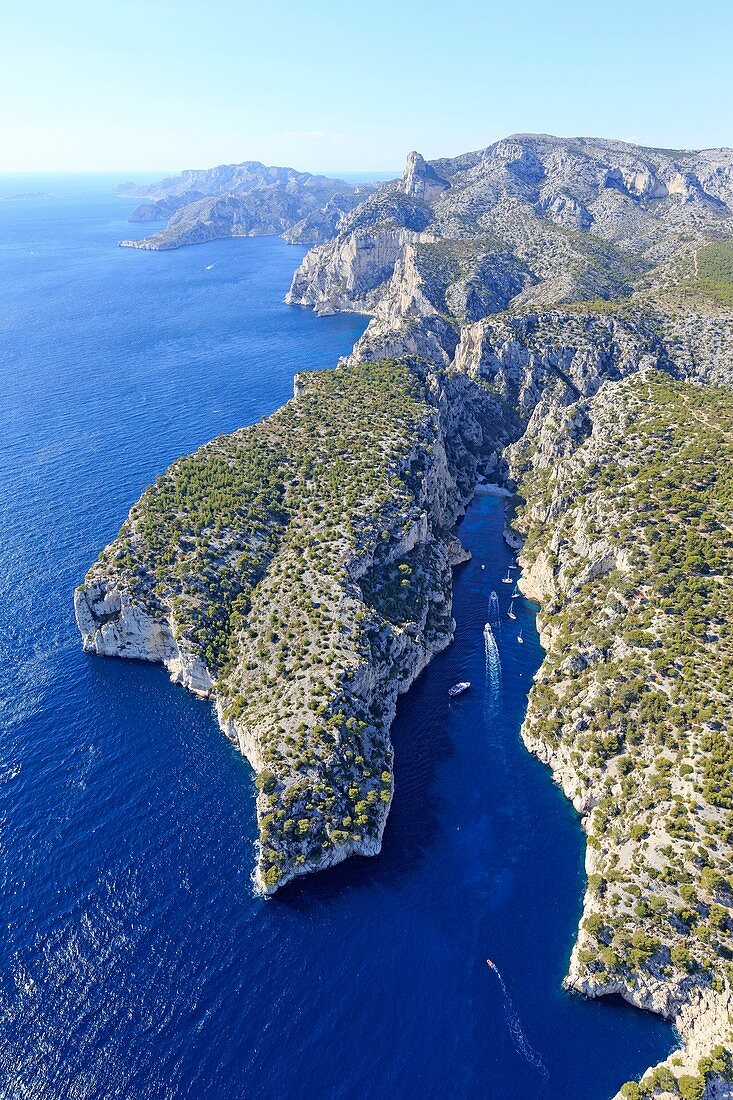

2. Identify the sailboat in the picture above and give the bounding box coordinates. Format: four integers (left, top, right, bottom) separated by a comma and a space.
508, 592, 517, 620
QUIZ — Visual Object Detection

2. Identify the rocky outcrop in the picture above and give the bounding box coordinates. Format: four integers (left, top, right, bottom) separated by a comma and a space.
75, 582, 214, 696
286, 225, 432, 315
402, 151, 450, 202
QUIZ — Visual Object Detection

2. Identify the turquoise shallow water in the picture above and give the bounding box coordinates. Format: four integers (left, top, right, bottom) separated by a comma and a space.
0, 178, 675, 1098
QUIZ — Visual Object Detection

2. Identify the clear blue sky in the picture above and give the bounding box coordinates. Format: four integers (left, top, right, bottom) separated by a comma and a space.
3, 0, 732, 174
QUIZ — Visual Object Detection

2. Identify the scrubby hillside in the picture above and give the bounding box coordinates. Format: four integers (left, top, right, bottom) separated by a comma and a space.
508, 373, 733, 1095
82, 133, 733, 1096
76, 360, 500, 892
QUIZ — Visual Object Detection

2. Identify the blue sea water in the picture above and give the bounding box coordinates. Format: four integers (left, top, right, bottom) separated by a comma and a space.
0, 179, 675, 1099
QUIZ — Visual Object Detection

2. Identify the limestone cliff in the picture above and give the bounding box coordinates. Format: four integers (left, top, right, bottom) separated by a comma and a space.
503, 373, 733, 1098
81, 132, 733, 1096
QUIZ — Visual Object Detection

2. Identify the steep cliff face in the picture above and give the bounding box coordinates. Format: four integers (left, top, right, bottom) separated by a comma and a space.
402, 150, 450, 202
503, 373, 733, 1099
286, 225, 433, 315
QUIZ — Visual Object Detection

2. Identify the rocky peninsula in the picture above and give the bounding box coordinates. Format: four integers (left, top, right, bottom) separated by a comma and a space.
117, 161, 376, 249
79, 135, 733, 1097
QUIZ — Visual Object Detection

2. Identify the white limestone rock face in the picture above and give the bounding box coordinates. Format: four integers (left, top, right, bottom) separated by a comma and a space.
287, 134, 733, 326
287, 225, 431, 315
402, 151, 450, 202
74, 581, 214, 696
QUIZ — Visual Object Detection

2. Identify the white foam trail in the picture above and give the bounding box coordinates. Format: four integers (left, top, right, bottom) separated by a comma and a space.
483, 622, 502, 709
487, 962, 549, 1080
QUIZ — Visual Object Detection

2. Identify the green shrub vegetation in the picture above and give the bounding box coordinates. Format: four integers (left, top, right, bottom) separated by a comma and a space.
674, 240, 733, 309
84, 359, 457, 889
516, 371, 733, 994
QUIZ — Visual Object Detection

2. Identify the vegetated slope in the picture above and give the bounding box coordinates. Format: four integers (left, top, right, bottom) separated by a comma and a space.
507, 373, 733, 1095
117, 161, 376, 249
76, 360, 496, 893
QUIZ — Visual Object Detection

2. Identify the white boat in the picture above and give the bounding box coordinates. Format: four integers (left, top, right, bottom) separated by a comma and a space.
501, 564, 516, 584
508, 605, 516, 620
517, 629, 524, 644
448, 681, 471, 697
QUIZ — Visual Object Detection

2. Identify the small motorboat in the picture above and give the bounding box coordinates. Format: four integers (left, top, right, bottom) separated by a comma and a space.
486, 958, 497, 971
517, 629, 524, 644
448, 681, 471, 697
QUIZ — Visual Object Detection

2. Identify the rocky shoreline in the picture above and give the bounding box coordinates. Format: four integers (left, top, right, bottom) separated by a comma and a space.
78, 135, 733, 1095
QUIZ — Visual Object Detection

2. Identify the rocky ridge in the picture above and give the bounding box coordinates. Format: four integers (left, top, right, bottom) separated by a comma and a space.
287, 135, 733, 377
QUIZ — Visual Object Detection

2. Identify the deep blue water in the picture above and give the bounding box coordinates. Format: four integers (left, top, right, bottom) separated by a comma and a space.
0, 180, 675, 1098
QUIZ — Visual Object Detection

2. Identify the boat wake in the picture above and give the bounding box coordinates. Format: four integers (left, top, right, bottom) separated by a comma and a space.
483, 622, 502, 709
486, 960, 549, 1081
